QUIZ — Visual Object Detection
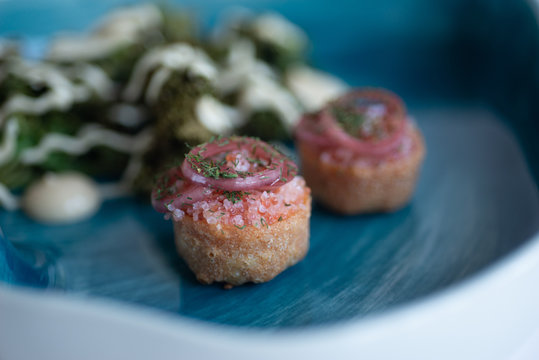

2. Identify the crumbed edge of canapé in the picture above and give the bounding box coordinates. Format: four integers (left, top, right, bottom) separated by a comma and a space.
297, 126, 425, 213
173, 195, 311, 285
313, 123, 423, 168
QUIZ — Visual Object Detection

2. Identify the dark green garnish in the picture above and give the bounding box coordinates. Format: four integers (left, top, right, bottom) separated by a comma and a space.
185, 151, 226, 179
247, 157, 267, 166
331, 105, 366, 136
217, 138, 229, 147
220, 172, 239, 178
223, 190, 246, 204
234, 225, 246, 230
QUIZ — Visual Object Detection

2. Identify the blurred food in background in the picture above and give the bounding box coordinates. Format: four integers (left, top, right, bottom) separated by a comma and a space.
0, 3, 348, 214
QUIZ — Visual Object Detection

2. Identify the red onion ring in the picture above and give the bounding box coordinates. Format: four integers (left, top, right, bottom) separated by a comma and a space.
152, 137, 298, 213
151, 167, 209, 213
181, 137, 297, 191
294, 113, 335, 148
295, 88, 407, 158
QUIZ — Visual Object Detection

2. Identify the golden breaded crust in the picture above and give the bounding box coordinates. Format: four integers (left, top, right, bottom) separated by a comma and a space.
173, 197, 311, 286
298, 127, 425, 214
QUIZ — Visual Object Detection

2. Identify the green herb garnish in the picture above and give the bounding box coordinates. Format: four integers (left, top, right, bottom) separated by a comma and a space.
331, 105, 365, 136
220, 172, 239, 178
223, 190, 246, 204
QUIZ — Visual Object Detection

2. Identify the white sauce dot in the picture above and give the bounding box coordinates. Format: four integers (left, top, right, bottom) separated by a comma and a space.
22, 172, 101, 224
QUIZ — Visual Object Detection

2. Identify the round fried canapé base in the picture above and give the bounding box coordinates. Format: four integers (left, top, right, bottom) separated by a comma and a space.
297, 126, 425, 214
173, 197, 311, 287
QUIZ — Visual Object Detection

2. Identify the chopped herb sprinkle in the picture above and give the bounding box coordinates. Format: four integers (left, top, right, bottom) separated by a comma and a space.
222, 190, 247, 204
184, 136, 297, 183
331, 104, 366, 136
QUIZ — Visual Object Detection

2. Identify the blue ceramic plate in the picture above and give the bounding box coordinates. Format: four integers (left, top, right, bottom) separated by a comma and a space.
1, 105, 538, 329
0, 0, 538, 350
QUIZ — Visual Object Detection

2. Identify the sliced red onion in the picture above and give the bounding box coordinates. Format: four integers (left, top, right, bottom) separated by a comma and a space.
181, 137, 297, 191
152, 137, 298, 213
151, 168, 209, 213
294, 113, 335, 148
295, 88, 407, 158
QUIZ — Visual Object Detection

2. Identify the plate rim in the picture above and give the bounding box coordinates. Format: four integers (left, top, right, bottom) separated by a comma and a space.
1, 232, 538, 359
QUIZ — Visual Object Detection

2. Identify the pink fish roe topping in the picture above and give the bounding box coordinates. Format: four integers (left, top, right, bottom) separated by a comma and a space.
166, 176, 309, 227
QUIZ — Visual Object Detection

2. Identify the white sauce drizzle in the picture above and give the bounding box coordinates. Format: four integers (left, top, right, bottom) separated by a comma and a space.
22, 172, 101, 224
0, 126, 153, 210
251, 13, 307, 51
107, 103, 148, 128
93, 3, 162, 39
285, 65, 349, 111
65, 63, 116, 101
144, 67, 172, 104
20, 125, 153, 165
0, 57, 147, 211
48, 4, 162, 62
0, 182, 19, 211
196, 95, 240, 134
123, 43, 218, 104
216, 39, 275, 95
216, 40, 301, 130
0, 60, 103, 126
238, 73, 301, 129
97, 126, 153, 199
0, 117, 19, 166
211, 10, 307, 54
48, 36, 131, 62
